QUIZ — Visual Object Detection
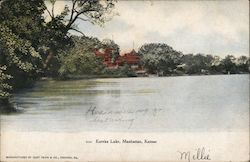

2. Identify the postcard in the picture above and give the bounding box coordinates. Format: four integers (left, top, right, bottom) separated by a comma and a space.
0, 0, 249, 162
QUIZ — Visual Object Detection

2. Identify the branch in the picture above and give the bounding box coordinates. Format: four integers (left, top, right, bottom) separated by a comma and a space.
70, 0, 89, 20
73, 8, 79, 14
66, 9, 97, 29
45, 7, 53, 19
78, 0, 89, 8
51, 2, 55, 18
68, 28, 85, 36
78, 16, 88, 22
69, 0, 77, 22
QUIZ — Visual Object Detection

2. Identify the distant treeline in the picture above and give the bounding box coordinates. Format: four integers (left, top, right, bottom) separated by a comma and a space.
58, 38, 250, 78
137, 43, 249, 76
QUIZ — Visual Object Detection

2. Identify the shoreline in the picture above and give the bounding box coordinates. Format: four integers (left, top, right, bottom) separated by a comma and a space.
41, 73, 249, 81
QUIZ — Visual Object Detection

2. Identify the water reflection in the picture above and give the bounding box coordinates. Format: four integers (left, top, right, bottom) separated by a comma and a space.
1, 75, 249, 133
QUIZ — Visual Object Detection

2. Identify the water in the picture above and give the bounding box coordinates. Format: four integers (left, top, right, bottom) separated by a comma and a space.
1, 75, 249, 132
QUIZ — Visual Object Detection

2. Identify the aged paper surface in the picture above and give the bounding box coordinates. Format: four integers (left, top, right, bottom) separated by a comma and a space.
0, 0, 249, 162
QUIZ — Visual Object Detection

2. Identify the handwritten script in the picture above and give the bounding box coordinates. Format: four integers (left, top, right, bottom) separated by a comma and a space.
177, 147, 211, 162
85, 105, 163, 128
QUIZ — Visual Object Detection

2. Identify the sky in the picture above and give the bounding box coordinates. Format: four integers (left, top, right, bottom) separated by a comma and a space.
46, 0, 249, 57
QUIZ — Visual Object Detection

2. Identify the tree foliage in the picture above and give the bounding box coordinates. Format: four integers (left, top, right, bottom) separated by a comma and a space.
0, 66, 12, 98
236, 56, 249, 72
102, 39, 120, 62
41, 0, 117, 75
181, 54, 213, 74
138, 43, 182, 74
138, 43, 249, 75
58, 36, 104, 77
45, 0, 117, 31
221, 55, 237, 74
0, 0, 46, 49
0, 0, 117, 111
0, 24, 41, 91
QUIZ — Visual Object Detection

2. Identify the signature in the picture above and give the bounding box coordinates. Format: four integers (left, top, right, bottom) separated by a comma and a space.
177, 147, 211, 162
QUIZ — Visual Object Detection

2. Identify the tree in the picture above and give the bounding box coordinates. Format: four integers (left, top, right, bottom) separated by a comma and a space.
42, 0, 117, 71
45, 0, 117, 33
0, 66, 12, 98
58, 36, 104, 77
0, 24, 42, 112
138, 43, 182, 75
221, 55, 237, 74
0, 65, 13, 112
0, 0, 46, 49
0, 0, 46, 111
102, 39, 120, 63
0, 0, 117, 77
236, 56, 249, 73
181, 54, 213, 74
0, 0, 47, 73
0, 0, 117, 111
210, 55, 223, 74
0, 24, 41, 89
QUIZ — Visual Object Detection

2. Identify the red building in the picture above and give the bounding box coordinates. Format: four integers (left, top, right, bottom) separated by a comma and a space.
94, 48, 141, 69
116, 49, 140, 67
94, 48, 115, 67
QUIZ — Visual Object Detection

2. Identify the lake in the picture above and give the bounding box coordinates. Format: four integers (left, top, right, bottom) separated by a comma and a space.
1, 74, 249, 132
